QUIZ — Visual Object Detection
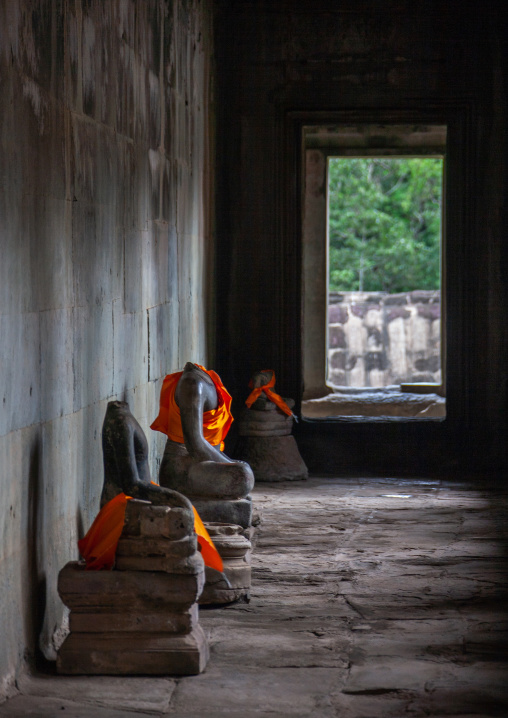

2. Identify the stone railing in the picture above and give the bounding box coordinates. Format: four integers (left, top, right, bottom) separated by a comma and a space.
328, 290, 441, 388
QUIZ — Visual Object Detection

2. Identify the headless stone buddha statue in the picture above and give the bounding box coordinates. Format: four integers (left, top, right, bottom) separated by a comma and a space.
151, 363, 255, 529
233, 369, 308, 482
78, 400, 222, 572
100, 400, 191, 510
58, 400, 212, 675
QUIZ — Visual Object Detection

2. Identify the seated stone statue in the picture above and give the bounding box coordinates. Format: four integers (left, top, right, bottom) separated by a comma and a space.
78, 400, 222, 572
233, 369, 308, 482
60, 400, 214, 675
100, 400, 191, 508
151, 363, 255, 528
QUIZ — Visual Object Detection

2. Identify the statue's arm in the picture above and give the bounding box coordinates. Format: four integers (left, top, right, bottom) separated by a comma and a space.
128, 475, 192, 510
114, 424, 192, 510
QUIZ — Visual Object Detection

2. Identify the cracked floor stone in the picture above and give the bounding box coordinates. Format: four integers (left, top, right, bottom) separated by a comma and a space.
1, 477, 507, 717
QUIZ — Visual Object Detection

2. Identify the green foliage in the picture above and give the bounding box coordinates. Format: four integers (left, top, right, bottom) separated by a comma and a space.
328, 157, 443, 293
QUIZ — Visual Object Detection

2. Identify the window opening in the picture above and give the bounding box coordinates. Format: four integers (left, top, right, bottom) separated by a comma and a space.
301, 124, 446, 419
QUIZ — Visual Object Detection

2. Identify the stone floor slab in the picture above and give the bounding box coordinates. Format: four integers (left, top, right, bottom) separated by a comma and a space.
3, 476, 508, 717
170, 666, 343, 715
0, 695, 156, 717
16, 672, 176, 713
204, 624, 350, 668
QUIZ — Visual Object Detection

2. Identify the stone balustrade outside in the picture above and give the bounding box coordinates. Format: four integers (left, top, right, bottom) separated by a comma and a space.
328, 290, 441, 388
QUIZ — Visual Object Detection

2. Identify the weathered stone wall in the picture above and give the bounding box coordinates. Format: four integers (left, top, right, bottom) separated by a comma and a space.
328, 291, 441, 388
0, 0, 214, 697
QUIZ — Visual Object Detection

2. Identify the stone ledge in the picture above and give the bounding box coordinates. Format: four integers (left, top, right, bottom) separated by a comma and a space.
302, 388, 445, 418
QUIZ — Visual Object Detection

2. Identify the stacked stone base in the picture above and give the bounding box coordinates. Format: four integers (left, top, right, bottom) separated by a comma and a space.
57, 500, 209, 676
234, 397, 308, 482
199, 523, 252, 605
58, 617, 208, 675
234, 435, 308, 482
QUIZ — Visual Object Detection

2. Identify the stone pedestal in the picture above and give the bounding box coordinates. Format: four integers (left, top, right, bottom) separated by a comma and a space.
57, 500, 209, 675
199, 523, 252, 605
234, 397, 308, 482
192, 496, 253, 531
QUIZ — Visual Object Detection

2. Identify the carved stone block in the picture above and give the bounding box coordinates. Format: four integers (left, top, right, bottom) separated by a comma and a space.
69, 604, 198, 634
191, 497, 253, 530
121, 500, 194, 541
116, 534, 197, 559
58, 560, 205, 612
57, 625, 209, 676
114, 553, 204, 575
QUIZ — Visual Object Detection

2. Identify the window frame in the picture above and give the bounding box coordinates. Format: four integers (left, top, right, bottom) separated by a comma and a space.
301, 126, 447, 411
282, 106, 474, 439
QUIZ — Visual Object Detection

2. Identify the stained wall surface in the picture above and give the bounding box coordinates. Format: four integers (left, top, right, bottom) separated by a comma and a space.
0, 0, 214, 696
214, 0, 508, 475
327, 291, 442, 389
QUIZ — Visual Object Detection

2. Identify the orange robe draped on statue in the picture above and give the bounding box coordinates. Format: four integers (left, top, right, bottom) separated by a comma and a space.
78, 491, 223, 573
150, 364, 233, 451
78, 492, 131, 571
78, 365, 232, 573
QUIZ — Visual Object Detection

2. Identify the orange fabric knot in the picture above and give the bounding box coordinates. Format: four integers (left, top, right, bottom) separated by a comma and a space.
150, 364, 233, 451
245, 370, 293, 417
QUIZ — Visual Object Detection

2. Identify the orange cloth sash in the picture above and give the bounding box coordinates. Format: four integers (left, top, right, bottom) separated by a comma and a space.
78, 492, 130, 571
78, 489, 223, 572
150, 365, 233, 451
192, 506, 223, 572
245, 370, 293, 417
